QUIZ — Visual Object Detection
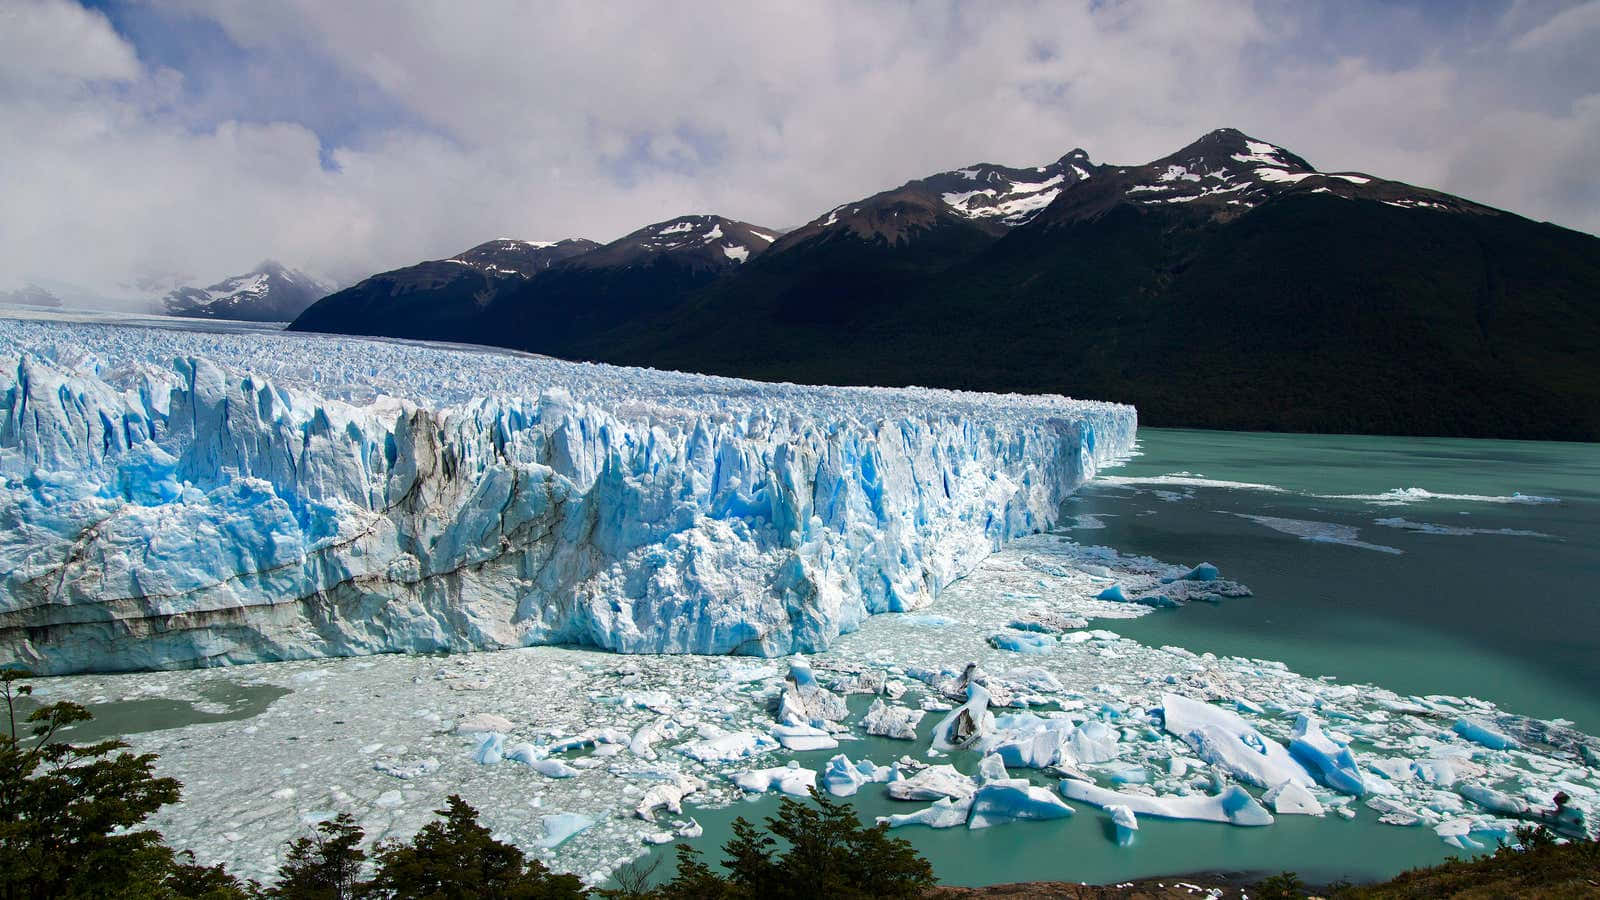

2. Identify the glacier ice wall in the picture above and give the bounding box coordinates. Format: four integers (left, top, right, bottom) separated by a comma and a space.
0, 317, 1135, 673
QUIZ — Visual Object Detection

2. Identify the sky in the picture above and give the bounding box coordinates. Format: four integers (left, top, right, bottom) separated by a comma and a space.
1, 0, 1597, 300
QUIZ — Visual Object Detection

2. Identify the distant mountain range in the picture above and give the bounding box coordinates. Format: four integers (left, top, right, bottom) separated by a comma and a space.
164, 261, 331, 322
0, 284, 63, 308
289, 128, 1600, 441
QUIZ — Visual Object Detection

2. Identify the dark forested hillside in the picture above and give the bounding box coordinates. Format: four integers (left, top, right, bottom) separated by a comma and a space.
290, 130, 1600, 441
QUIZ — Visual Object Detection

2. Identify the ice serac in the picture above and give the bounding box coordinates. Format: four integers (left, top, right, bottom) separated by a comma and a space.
0, 318, 1135, 673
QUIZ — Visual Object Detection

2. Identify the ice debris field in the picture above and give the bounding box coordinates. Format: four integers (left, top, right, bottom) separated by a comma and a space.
0, 316, 1132, 672
31, 533, 1598, 887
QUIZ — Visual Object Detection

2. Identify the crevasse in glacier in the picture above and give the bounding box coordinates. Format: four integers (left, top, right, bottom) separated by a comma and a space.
0, 317, 1135, 673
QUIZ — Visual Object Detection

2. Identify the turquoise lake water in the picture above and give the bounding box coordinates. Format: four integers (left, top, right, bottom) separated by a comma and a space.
632, 427, 1600, 887
1092, 428, 1600, 735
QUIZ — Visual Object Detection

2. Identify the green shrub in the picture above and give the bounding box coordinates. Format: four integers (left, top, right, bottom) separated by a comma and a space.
654, 788, 935, 900
0, 669, 252, 899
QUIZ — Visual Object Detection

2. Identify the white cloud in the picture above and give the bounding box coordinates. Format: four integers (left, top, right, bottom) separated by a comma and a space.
1, 0, 1596, 300
1511, 0, 1600, 50
0, 0, 139, 85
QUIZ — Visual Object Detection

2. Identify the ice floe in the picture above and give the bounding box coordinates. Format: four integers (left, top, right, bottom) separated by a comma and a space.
1228, 513, 1403, 554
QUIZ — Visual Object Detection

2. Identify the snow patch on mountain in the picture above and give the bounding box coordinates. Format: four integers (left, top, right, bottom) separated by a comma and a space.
162, 262, 331, 323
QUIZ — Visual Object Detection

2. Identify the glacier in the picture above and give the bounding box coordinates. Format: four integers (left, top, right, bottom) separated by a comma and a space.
0, 316, 1135, 673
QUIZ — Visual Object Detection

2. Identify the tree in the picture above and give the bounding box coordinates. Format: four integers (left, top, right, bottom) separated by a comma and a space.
657, 789, 934, 900
654, 846, 731, 900
359, 794, 586, 899
271, 813, 367, 899
0, 668, 251, 900
1255, 871, 1310, 899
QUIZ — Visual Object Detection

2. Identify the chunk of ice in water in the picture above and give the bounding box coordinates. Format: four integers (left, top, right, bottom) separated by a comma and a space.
1107, 804, 1138, 846
879, 796, 973, 829
1453, 718, 1519, 750
1264, 781, 1324, 815
535, 813, 595, 848
967, 779, 1075, 829
862, 698, 925, 740
1289, 714, 1367, 796
1061, 780, 1273, 826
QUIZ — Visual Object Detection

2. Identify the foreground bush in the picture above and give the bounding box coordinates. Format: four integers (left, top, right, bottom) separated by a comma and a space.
628, 789, 934, 900
0, 669, 250, 899
271, 796, 586, 899
1331, 825, 1600, 899
1254, 825, 1600, 900
3, 669, 587, 899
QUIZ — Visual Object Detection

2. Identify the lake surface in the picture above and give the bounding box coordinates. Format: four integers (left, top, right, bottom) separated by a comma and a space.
1088, 428, 1600, 734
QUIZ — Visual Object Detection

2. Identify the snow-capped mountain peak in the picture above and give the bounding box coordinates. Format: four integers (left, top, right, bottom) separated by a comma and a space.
910, 152, 1101, 227
162, 261, 332, 323
778, 150, 1101, 251
449, 238, 600, 277
0, 283, 64, 308
571, 214, 777, 270
1004, 128, 1487, 223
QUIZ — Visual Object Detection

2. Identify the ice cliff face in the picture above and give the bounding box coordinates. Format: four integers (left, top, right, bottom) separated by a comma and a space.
0, 317, 1134, 674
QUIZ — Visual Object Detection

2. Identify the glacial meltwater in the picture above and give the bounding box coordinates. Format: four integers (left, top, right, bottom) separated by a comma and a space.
1087, 428, 1600, 735
22, 427, 1600, 889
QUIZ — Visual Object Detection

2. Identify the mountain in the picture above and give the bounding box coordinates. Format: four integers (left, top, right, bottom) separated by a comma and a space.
290, 216, 777, 350
476, 215, 779, 354
291, 129, 1600, 441
1028, 128, 1487, 225
774, 148, 1093, 249
289, 238, 600, 341
163, 262, 332, 322
0, 283, 63, 308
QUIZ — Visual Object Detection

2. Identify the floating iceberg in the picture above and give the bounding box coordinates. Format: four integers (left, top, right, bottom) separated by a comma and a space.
886, 765, 976, 801
456, 713, 515, 734
967, 779, 1075, 829
880, 796, 973, 830
472, 733, 506, 765
732, 764, 816, 797
987, 631, 1057, 654
1453, 718, 1520, 750
980, 713, 1115, 770
861, 698, 925, 740
820, 754, 896, 797
932, 682, 995, 751
1106, 805, 1138, 846
1263, 781, 1324, 816
635, 775, 704, 820
675, 730, 777, 763
1061, 780, 1274, 827
0, 318, 1134, 673
535, 813, 595, 849
1457, 783, 1529, 817
1289, 715, 1366, 796
983, 714, 1077, 768
776, 657, 848, 728
1161, 693, 1314, 790
770, 723, 839, 752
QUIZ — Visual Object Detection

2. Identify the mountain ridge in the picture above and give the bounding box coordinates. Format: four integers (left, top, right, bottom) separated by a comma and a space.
289, 128, 1600, 441
164, 261, 332, 322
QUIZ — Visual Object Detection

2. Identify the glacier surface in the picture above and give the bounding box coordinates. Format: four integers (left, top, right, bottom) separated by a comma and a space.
0, 316, 1134, 673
